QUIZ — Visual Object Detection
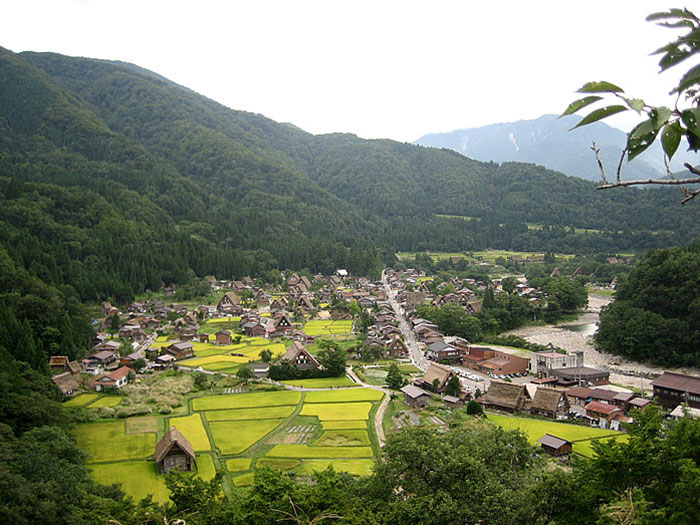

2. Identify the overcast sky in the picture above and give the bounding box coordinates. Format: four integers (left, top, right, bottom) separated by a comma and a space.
1, 0, 683, 142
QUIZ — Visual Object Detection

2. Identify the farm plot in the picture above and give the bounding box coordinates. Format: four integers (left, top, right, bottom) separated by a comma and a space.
572, 435, 630, 458
204, 406, 295, 421
195, 454, 217, 480
73, 421, 155, 462
488, 415, 622, 444
86, 396, 123, 408
266, 444, 373, 458
256, 458, 301, 470
314, 430, 370, 446
322, 420, 368, 430
297, 459, 375, 476
304, 320, 353, 336
64, 393, 101, 407
281, 376, 357, 388
126, 417, 159, 434
169, 414, 211, 452
304, 388, 383, 403
90, 461, 169, 503
209, 419, 282, 455
233, 472, 255, 487
300, 402, 373, 421
226, 458, 253, 472
193, 391, 301, 411
180, 355, 249, 368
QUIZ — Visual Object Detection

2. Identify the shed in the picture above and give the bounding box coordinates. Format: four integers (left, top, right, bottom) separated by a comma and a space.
537, 434, 572, 457
401, 384, 431, 408
156, 426, 196, 474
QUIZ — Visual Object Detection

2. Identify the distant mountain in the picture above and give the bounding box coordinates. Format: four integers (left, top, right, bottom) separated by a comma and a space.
415, 114, 697, 181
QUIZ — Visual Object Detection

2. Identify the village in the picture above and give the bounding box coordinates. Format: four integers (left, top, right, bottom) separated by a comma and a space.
44, 264, 700, 500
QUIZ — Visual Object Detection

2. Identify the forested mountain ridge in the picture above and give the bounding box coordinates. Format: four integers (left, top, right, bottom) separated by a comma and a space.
3, 46, 700, 313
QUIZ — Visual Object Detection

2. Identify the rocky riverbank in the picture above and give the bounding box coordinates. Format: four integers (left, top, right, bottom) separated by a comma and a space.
506, 295, 699, 393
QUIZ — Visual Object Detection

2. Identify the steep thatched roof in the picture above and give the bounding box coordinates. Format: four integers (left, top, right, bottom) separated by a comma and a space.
531, 388, 568, 413
482, 381, 530, 410
421, 362, 453, 390
51, 372, 79, 396
156, 426, 196, 463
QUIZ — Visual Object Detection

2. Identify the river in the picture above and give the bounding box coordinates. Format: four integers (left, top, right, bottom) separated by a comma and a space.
505, 294, 699, 394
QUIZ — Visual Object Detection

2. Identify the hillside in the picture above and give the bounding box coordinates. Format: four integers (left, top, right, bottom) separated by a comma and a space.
2, 46, 700, 317
415, 114, 697, 181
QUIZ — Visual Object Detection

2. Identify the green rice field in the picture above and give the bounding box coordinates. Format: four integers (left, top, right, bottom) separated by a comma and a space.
304, 388, 383, 403
297, 459, 375, 476
90, 461, 169, 503
169, 414, 211, 452
192, 391, 301, 411
281, 376, 358, 388
73, 421, 155, 463
86, 396, 123, 408
488, 414, 622, 444
256, 458, 301, 470
267, 444, 374, 458
209, 419, 283, 455
64, 393, 101, 407
314, 430, 371, 446
226, 458, 253, 472
321, 420, 368, 430
205, 406, 296, 421
303, 320, 353, 336
300, 402, 373, 421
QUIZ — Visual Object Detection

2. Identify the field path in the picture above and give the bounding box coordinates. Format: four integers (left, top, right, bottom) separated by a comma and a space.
346, 367, 390, 446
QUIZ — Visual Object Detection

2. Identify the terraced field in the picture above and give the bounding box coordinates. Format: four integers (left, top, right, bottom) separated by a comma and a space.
303, 320, 353, 335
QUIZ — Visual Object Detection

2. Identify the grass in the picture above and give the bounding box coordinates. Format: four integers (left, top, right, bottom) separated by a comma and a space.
226, 458, 253, 472
64, 393, 101, 407
233, 472, 255, 487
297, 459, 375, 476
314, 430, 371, 446
87, 396, 123, 408
572, 435, 630, 457
90, 461, 169, 503
73, 421, 155, 462
192, 391, 301, 411
256, 458, 301, 470
266, 444, 373, 458
204, 406, 296, 421
281, 376, 358, 388
196, 454, 218, 480
300, 402, 373, 421
126, 417, 159, 434
209, 419, 282, 455
169, 414, 211, 452
304, 320, 353, 336
362, 368, 388, 386
321, 420, 368, 430
487, 414, 622, 444
304, 389, 383, 403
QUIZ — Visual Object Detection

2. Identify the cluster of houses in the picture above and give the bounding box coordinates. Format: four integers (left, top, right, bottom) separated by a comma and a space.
50, 271, 376, 396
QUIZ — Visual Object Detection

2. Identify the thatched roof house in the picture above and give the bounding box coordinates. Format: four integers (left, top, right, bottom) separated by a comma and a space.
156, 427, 196, 474
417, 362, 455, 393
529, 388, 570, 419
479, 381, 530, 413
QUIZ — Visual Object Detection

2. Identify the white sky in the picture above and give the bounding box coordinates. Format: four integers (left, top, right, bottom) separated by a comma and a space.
0, 0, 684, 142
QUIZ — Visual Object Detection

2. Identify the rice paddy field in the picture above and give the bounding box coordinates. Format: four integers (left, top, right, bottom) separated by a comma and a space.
303, 319, 353, 336
487, 414, 626, 457
281, 376, 358, 388
76, 385, 383, 501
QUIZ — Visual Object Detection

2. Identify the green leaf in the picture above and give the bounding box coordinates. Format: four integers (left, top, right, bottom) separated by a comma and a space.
627, 120, 658, 161
673, 64, 700, 94
622, 97, 645, 113
577, 81, 625, 94
570, 105, 627, 130
661, 122, 682, 159
646, 9, 695, 22
650, 107, 673, 130
681, 109, 700, 139
687, 132, 700, 152
560, 96, 602, 117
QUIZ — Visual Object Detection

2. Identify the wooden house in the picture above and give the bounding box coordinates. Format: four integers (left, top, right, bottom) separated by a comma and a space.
51, 371, 79, 398
156, 427, 196, 474
401, 384, 431, 408
281, 341, 321, 371
215, 330, 232, 345
529, 388, 570, 420
479, 381, 531, 414
94, 366, 132, 391
537, 434, 573, 457
417, 362, 456, 394
651, 371, 700, 409
166, 342, 195, 360
217, 292, 241, 313
387, 337, 408, 358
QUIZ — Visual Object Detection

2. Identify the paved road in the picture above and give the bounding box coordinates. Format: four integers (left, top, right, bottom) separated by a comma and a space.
346, 367, 391, 446
382, 270, 428, 371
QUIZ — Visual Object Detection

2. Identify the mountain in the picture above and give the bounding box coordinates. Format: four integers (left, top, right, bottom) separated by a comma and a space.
415, 114, 697, 181
2, 46, 700, 310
